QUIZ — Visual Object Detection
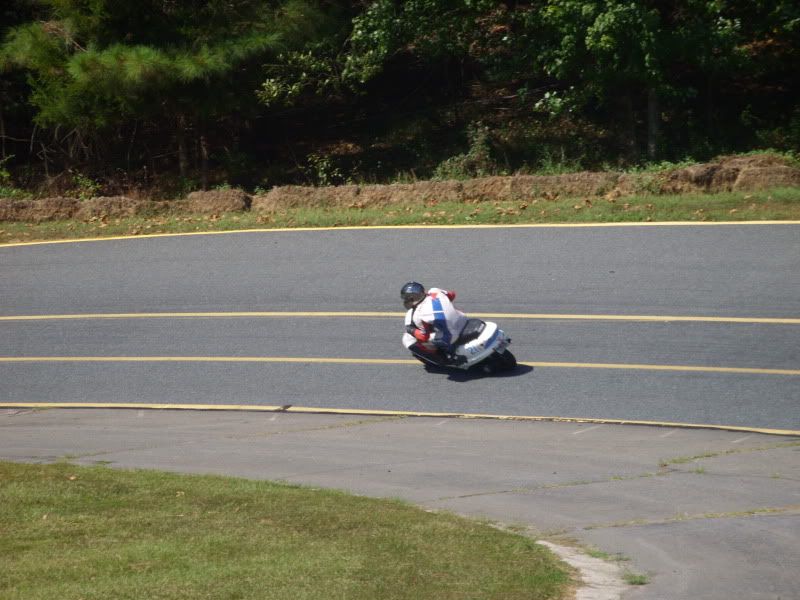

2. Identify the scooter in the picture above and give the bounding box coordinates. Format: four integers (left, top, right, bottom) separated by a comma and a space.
402, 314, 517, 373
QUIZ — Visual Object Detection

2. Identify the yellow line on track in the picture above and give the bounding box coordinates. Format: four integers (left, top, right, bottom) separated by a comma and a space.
1, 356, 797, 376
2, 311, 798, 325
2, 402, 798, 437
2, 220, 799, 248
524, 361, 800, 376
0, 311, 406, 321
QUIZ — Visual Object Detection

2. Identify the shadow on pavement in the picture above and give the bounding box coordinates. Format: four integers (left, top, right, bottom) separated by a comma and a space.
421, 364, 534, 382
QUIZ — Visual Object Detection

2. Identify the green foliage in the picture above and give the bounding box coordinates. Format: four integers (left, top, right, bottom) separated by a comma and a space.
258, 44, 342, 107
0, 156, 29, 199
433, 123, 498, 180
303, 153, 345, 186
1, 1, 313, 129
0, 0, 333, 185
531, 149, 585, 176
534, 0, 742, 112
0, 156, 11, 184
69, 170, 101, 200
343, 0, 397, 85
1, 0, 799, 186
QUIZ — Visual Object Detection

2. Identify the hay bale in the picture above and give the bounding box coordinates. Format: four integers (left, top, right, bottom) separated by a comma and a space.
253, 184, 358, 211
0, 197, 81, 222
611, 173, 646, 196
462, 177, 514, 202
413, 180, 465, 203
186, 189, 251, 213
527, 172, 619, 198
253, 186, 326, 212
661, 155, 798, 194
733, 166, 800, 191
325, 184, 364, 206
660, 164, 741, 194
357, 183, 412, 206
716, 153, 793, 170
0, 199, 29, 221
74, 196, 153, 219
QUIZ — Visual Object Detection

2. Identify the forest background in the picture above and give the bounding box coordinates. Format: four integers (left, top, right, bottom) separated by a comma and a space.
1, 0, 798, 199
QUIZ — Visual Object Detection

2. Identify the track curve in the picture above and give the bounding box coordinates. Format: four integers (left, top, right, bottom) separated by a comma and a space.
1, 224, 798, 430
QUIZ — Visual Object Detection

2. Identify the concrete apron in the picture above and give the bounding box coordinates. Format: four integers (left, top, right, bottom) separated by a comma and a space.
1, 407, 798, 600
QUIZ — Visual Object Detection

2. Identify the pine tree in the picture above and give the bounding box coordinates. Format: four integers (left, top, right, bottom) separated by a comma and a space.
1, 0, 328, 183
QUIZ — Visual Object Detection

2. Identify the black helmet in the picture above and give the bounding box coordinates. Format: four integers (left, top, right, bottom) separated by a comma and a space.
401, 281, 426, 309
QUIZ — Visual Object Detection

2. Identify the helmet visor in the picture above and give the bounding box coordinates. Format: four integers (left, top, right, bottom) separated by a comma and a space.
402, 291, 425, 309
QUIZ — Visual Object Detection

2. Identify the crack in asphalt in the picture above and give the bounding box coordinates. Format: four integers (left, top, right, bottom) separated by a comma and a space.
21, 416, 410, 462
657, 440, 800, 467
581, 505, 800, 530
431, 441, 800, 503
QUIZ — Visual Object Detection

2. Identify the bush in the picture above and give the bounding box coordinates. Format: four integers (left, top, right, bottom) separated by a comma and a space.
433, 123, 500, 180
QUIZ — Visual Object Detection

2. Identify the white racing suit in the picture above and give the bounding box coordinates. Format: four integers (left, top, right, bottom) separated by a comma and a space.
403, 287, 468, 365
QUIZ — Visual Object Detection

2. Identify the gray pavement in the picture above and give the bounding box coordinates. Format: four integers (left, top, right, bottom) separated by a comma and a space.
3, 225, 800, 317
2, 316, 799, 430
2, 407, 798, 600
3, 225, 799, 597
3, 224, 799, 430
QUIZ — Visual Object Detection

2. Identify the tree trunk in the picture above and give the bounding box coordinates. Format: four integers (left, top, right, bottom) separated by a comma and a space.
622, 92, 638, 162
199, 131, 209, 190
0, 102, 6, 161
647, 87, 659, 160
706, 75, 714, 144
177, 114, 189, 178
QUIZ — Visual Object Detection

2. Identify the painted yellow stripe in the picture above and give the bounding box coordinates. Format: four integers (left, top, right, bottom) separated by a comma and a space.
0, 311, 406, 321
524, 361, 800, 376
1, 356, 797, 376
2, 402, 798, 437
0, 356, 413, 365
1, 311, 798, 325
475, 313, 800, 325
2, 220, 799, 248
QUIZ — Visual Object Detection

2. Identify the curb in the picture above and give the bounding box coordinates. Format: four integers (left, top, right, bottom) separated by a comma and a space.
2, 403, 799, 437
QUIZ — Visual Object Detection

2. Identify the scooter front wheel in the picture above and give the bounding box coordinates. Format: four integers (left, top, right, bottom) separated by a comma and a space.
495, 349, 517, 371
476, 349, 517, 374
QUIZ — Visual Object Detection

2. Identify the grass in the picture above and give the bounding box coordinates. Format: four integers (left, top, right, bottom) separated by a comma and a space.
623, 572, 650, 585
0, 461, 570, 600
1, 187, 799, 245
658, 441, 800, 468
585, 548, 630, 562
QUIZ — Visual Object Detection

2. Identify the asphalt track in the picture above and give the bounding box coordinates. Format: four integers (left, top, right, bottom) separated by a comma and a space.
2, 223, 800, 599
1, 223, 798, 431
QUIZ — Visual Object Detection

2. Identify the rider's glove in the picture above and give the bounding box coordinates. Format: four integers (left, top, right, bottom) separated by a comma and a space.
406, 323, 432, 342
413, 328, 430, 342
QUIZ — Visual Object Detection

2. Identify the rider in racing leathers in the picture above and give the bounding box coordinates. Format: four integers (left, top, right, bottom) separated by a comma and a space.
401, 281, 468, 366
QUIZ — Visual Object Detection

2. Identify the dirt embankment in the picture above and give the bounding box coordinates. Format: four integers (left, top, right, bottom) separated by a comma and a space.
2, 154, 798, 223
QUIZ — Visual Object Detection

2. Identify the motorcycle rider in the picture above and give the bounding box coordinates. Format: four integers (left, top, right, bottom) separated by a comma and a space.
401, 281, 468, 366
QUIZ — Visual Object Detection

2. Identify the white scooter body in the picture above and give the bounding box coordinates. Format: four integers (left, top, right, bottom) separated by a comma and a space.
403, 310, 512, 370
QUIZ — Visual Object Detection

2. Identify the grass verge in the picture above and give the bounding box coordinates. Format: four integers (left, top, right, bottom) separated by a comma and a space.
1, 187, 798, 245
0, 461, 570, 600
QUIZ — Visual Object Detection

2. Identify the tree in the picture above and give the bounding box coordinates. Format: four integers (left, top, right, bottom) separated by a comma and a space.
1, 0, 329, 184
0, 0, 43, 167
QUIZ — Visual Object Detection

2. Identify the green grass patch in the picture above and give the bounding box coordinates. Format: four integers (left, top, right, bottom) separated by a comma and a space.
623, 572, 650, 585
0, 461, 570, 600
1, 187, 799, 245
658, 440, 800, 468
585, 548, 630, 562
